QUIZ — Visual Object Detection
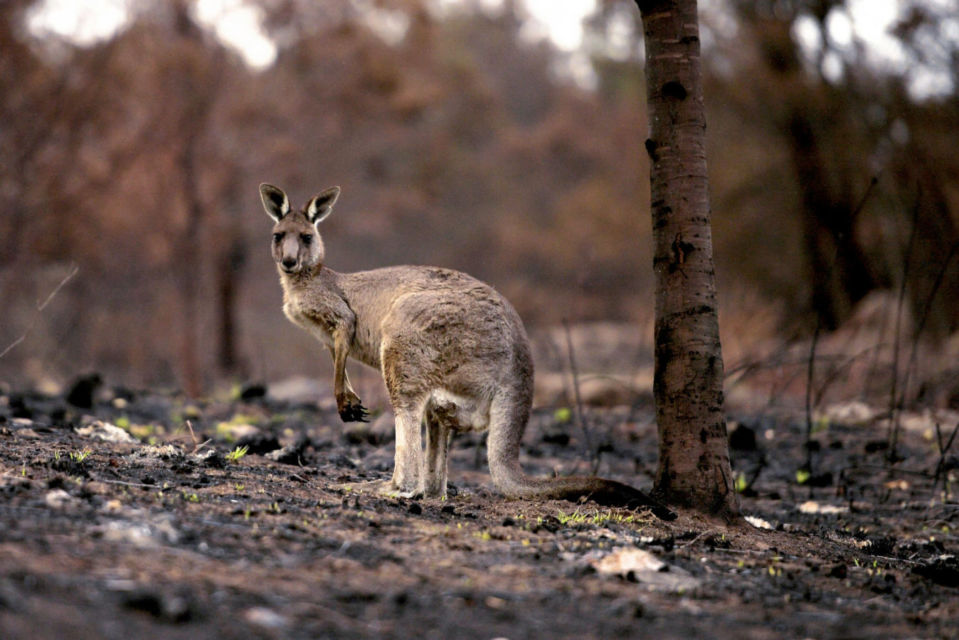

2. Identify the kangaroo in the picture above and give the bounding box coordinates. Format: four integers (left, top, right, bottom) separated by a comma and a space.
261, 183, 673, 519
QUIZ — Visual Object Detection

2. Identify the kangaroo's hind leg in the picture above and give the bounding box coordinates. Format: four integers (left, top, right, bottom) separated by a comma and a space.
389, 402, 426, 497
423, 404, 453, 498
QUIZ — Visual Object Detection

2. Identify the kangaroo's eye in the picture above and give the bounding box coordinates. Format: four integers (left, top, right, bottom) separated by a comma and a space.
272, 233, 283, 243
300, 234, 313, 245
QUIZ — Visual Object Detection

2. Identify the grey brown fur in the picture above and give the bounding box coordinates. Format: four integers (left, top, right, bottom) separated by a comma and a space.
260, 183, 673, 518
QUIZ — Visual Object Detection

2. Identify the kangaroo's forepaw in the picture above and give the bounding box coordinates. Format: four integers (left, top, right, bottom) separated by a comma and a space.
337, 393, 370, 422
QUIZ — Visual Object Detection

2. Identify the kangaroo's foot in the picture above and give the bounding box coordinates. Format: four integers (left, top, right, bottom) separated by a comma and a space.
337, 391, 370, 422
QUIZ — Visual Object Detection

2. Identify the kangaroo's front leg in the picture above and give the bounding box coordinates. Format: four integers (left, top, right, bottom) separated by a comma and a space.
330, 328, 369, 422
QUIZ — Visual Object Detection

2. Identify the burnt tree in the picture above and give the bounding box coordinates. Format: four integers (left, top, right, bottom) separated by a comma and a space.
634, 0, 738, 518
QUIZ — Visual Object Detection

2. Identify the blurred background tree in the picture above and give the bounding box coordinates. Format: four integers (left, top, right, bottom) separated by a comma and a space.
1, 0, 957, 407
589, 0, 959, 334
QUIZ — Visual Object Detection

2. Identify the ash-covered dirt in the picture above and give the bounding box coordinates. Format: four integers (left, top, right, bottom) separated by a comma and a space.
0, 378, 957, 639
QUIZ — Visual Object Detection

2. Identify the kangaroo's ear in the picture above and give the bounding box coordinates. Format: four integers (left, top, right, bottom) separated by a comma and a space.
260, 183, 290, 222
306, 186, 340, 225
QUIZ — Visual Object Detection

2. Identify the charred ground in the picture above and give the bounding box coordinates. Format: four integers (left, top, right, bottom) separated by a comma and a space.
0, 379, 957, 639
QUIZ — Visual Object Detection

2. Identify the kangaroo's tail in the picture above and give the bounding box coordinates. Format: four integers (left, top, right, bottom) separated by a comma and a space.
498, 470, 676, 521
487, 387, 675, 521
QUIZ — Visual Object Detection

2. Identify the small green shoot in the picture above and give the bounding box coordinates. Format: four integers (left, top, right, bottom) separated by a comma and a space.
226, 445, 250, 464
556, 509, 585, 526
795, 468, 811, 485
556, 508, 639, 527
69, 450, 91, 464
553, 407, 572, 423
734, 472, 748, 493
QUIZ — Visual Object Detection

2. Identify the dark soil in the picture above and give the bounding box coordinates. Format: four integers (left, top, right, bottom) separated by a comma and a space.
0, 382, 956, 639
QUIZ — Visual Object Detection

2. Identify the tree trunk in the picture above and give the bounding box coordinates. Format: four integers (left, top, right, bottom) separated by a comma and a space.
635, 0, 738, 518
217, 237, 245, 375
787, 111, 875, 330
176, 139, 204, 399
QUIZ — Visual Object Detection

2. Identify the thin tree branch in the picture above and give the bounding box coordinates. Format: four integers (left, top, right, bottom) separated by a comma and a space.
562, 318, 599, 475
887, 196, 922, 465
0, 264, 79, 360
803, 320, 821, 480
933, 421, 959, 491
900, 240, 959, 411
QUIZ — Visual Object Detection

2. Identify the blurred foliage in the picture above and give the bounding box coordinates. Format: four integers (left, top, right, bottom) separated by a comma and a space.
1, 0, 957, 395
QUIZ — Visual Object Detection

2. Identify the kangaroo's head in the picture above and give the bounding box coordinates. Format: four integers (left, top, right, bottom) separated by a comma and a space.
259, 183, 340, 276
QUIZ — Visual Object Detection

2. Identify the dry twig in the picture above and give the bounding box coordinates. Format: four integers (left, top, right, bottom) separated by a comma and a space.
562, 319, 599, 475
0, 264, 79, 359
933, 422, 959, 494
887, 198, 921, 465
185, 419, 211, 454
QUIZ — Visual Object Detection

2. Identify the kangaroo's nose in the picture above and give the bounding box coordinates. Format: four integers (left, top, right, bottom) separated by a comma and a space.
282, 257, 297, 270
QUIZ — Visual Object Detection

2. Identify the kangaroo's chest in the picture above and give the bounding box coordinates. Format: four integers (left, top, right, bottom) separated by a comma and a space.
281, 287, 382, 369
283, 293, 335, 347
